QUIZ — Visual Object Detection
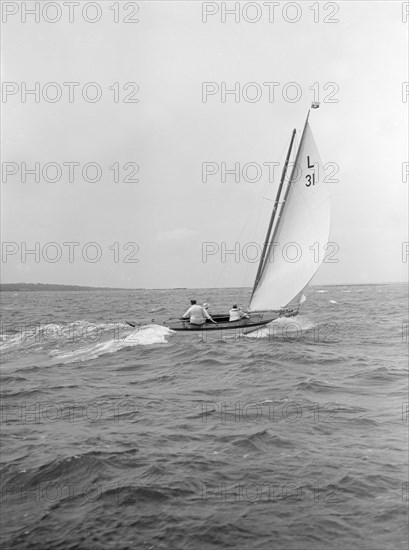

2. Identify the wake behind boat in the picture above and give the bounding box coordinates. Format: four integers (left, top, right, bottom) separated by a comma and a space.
128, 104, 331, 333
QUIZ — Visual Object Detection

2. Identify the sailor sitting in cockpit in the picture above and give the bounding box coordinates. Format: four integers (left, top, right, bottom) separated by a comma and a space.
229, 305, 250, 322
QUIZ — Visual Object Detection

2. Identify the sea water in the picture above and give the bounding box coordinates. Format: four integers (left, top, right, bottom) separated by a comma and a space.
1, 283, 408, 549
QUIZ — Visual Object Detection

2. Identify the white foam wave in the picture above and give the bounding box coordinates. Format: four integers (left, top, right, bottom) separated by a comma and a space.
50, 339, 123, 362
245, 315, 316, 339
50, 324, 174, 364
0, 320, 131, 352
1, 320, 174, 363
124, 324, 174, 346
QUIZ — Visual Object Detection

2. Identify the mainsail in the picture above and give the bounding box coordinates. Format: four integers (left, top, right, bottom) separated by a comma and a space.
248, 114, 331, 312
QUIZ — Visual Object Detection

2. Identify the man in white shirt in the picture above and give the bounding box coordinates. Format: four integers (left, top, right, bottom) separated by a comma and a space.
229, 305, 250, 322
183, 300, 216, 325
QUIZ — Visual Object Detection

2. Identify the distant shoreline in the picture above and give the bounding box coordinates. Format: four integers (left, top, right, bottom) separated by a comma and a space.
0, 283, 135, 292
0, 282, 405, 292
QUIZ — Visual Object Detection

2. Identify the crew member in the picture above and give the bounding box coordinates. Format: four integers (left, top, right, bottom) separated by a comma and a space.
183, 300, 216, 325
229, 305, 250, 322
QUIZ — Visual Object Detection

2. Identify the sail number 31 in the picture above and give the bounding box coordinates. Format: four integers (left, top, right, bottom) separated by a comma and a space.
305, 156, 315, 187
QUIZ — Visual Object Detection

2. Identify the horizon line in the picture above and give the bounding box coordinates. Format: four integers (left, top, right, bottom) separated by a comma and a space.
1, 281, 407, 291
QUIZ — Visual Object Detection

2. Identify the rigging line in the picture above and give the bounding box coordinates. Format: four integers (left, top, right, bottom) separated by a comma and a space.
236, 136, 290, 244
211, 130, 291, 298
214, 141, 290, 296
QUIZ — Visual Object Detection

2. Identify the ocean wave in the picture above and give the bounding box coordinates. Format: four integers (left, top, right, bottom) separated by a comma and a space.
245, 315, 316, 339
47, 324, 174, 363
1, 320, 129, 353
296, 378, 341, 393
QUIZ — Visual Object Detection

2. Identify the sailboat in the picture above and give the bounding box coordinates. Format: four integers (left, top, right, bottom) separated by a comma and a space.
128, 104, 331, 332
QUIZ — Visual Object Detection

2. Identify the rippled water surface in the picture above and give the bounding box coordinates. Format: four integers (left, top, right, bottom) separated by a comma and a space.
1, 284, 408, 549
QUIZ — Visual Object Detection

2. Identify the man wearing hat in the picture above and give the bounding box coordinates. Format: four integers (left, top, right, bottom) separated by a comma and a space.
229, 304, 250, 322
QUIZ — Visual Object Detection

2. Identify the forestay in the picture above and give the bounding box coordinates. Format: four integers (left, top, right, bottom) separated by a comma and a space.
249, 122, 331, 311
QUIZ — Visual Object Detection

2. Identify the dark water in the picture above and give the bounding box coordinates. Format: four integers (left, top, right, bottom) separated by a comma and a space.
1, 284, 408, 549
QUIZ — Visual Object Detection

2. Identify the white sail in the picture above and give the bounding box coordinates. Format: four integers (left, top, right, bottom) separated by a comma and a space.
249, 121, 330, 311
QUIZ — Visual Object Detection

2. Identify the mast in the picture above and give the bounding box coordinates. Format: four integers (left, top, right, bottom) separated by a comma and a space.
266, 109, 311, 254
250, 128, 296, 302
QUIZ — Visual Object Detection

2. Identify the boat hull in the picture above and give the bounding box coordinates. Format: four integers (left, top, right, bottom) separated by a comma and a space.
165, 312, 278, 331
126, 310, 298, 332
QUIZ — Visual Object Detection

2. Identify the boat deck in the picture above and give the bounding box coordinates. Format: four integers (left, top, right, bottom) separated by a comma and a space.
163, 311, 282, 331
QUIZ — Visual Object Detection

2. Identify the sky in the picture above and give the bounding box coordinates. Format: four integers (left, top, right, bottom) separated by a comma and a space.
1, 1, 408, 288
